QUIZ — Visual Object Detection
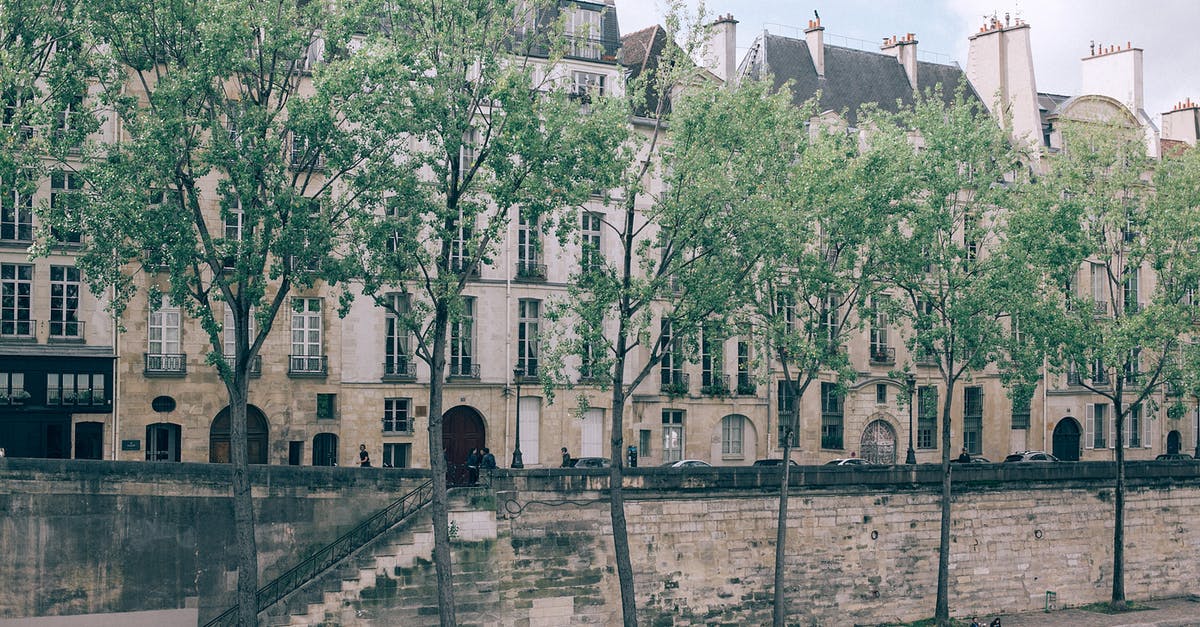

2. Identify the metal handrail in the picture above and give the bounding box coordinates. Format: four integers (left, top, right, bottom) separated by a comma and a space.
204, 479, 434, 627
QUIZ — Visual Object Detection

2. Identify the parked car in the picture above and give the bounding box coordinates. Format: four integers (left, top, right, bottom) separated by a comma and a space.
660, 459, 712, 468
1003, 450, 1059, 462
951, 455, 991, 464
752, 459, 799, 467
825, 458, 872, 466
572, 456, 611, 468
1155, 453, 1194, 461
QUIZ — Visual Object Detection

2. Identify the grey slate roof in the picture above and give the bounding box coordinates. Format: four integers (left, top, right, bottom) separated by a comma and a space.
750, 33, 980, 125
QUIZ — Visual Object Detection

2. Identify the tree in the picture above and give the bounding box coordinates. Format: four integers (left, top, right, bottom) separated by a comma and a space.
46, 1, 362, 623
344, 1, 626, 624
1014, 119, 1200, 608
743, 111, 911, 626
877, 87, 1031, 626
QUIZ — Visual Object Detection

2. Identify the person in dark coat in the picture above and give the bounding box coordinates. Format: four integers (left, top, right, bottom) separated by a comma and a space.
466, 448, 481, 485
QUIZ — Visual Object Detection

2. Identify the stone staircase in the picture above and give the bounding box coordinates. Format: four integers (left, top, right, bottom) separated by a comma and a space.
262, 491, 499, 626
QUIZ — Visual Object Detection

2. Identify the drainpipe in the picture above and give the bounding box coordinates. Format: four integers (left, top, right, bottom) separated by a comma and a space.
110, 281, 120, 460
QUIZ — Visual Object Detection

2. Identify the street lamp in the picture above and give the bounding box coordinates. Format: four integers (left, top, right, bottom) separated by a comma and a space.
512, 367, 525, 469
905, 373, 917, 464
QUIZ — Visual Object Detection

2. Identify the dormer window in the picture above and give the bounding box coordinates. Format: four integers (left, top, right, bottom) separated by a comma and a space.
565, 5, 602, 59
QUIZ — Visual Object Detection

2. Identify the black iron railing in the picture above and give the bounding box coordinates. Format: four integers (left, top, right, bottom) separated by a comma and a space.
204, 479, 434, 627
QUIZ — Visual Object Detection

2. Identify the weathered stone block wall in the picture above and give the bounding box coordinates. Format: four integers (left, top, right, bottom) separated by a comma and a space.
0, 459, 428, 620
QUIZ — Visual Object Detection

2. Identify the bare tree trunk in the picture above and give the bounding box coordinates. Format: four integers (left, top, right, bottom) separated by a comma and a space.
1111, 402, 1126, 607
426, 301, 456, 626
609, 330, 637, 627
228, 375, 258, 626
772, 429, 793, 626
934, 379, 954, 627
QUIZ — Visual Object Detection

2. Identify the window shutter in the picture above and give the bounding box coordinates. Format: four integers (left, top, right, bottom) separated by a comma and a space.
1122, 408, 1130, 448
1084, 404, 1094, 449
1143, 409, 1152, 448
1108, 406, 1116, 449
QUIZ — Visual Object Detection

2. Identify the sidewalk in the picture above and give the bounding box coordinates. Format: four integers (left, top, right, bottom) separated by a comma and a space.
990, 596, 1200, 627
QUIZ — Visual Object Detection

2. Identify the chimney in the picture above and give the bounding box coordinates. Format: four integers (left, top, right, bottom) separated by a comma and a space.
966, 16, 1041, 147
704, 14, 738, 86
805, 17, 825, 77
881, 33, 918, 90
1161, 98, 1200, 147
1081, 40, 1144, 115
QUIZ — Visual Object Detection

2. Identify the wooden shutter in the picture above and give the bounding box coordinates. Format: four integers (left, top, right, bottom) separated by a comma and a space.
1084, 404, 1094, 449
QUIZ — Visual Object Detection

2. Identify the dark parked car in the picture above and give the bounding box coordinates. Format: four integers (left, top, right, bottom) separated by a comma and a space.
572, 456, 611, 468
752, 458, 799, 466
951, 455, 991, 464
1003, 450, 1058, 462
1155, 453, 1194, 461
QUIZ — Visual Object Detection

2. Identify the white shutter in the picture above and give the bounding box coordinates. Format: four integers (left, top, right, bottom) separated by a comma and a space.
1122, 408, 1130, 448
519, 396, 541, 465
581, 408, 603, 457
1107, 405, 1115, 449
1143, 409, 1152, 448
1084, 404, 1094, 449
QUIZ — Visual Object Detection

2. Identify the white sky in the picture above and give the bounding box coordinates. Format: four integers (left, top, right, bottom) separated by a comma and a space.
616, 0, 1200, 127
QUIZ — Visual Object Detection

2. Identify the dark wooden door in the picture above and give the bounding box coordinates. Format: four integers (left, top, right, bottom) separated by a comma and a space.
1053, 418, 1081, 461
442, 406, 486, 484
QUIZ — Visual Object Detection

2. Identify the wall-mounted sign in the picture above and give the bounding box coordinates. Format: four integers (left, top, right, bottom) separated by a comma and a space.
151, 396, 177, 413
121, 439, 141, 451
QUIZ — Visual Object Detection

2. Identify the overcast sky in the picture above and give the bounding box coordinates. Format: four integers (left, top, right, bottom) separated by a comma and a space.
616, 0, 1200, 127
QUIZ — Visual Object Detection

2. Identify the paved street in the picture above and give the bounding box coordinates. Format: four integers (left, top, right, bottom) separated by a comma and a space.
987, 597, 1200, 627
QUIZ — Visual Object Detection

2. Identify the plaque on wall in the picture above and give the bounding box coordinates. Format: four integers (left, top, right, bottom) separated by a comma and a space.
121, 439, 141, 451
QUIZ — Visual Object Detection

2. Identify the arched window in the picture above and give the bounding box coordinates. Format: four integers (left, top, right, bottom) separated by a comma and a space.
720, 414, 746, 456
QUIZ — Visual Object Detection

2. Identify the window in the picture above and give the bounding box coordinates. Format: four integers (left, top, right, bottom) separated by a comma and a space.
223, 200, 243, 269
49, 266, 81, 339
662, 409, 684, 463
316, 393, 337, 420
565, 5, 603, 59
384, 293, 412, 377
458, 128, 480, 177
1011, 392, 1031, 430
869, 299, 891, 363
774, 292, 796, 332
0, 264, 31, 338
385, 198, 403, 254
49, 171, 83, 243
1124, 347, 1141, 385
572, 71, 606, 100
581, 212, 602, 272
516, 212, 543, 279
383, 398, 412, 433
383, 443, 411, 468
777, 380, 799, 447
963, 386, 983, 455
917, 386, 937, 449
1087, 403, 1109, 449
581, 408, 604, 457
222, 304, 256, 359
736, 337, 754, 394
289, 133, 325, 170
450, 296, 475, 377
579, 338, 598, 381
47, 372, 105, 406
639, 429, 651, 458
820, 382, 843, 449
518, 299, 540, 376
1123, 266, 1140, 314
876, 383, 887, 404
721, 415, 745, 456
449, 210, 474, 274
659, 319, 684, 392
820, 293, 840, 344
147, 297, 183, 372
0, 372, 26, 403
518, 395, 541, 465
1092, 356, 1109, 385
701, 325, 725, 393
1091, 262, 1107, 315
290, 298, 324, 374
1128, 404, 1142, 448
1, 173, 32, 242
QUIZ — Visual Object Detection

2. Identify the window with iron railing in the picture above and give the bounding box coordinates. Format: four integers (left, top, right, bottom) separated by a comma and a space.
449, 297, 475, 377
384, 293, 414, 379
917, 386, 937, 449
963, 386, 983, 455
49, 265, 81, 339
1, 173, 33, 242
518, 299, 540, 378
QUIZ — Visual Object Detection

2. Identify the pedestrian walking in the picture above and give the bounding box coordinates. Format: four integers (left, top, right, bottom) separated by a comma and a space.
466, 447, 481, 485
561, 446, 572, 467
358, 444, 371, 467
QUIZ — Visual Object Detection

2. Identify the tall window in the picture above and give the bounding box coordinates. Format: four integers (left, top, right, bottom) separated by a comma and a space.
917, 386, 937, 449
384, 293, 412, 376
518, 299, 540, 376
565, 5, 603, 59
1088, 403, 1109, 449
777, 380, 799, 447
222, 304, 256, 371
820, 382, 843, 449
449, 210, 474, 274
1011, 391, 1031, 430
1128, 403, 1142, 448
1, 173, 32, 241
579, 339, 598, 381
290, 298, 323, 373
383, 397, 412, 433
1124, 347, 1141, 385
49, 265, 80, 338
820, 293, 840, 345
701, 325, 723, 391
383, 443, 411, 468
963, 386, 983, 455
1092, 356, 1109, 385
659, 319, 683, 390
148, 297, 181, 356
0, 264, 31, 337
223, 200, 243, 269
662, 409, 684, 462
736, 338, 753, 393
721, 414, 745, 456
1123, 266, 1140, 313
1091, 262, 1107, 314
516, 212, 542, 278
581, 212, 602, 272
450, 296, 475, 376
49, 171, 82, 243
572, 71, 606, 99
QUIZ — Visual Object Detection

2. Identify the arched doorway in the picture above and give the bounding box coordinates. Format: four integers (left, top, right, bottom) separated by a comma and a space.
209, 405, 269, 464
1167, 430, 1182, 455
1053, 418, 1081, 461
443, 405, 486, 484
860, 419, 897, 465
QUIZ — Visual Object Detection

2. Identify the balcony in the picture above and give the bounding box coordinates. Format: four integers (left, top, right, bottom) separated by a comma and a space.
660, 371, 689, 396
515, 261, 547, 281
736, 375, 757, 396
383, 358, 417, 381
288, 354, 327, 377
49, 319, 84, 341
1066, 371, 1083, 386
515, 363, 539, 383
145, 353, 187, 376
1124, 301, 1144, 315
0, 318, 35, 340
700, 373, 731, 397
449, 258, 479, 278
221, 354, 262, 378
869, 345, 895, 366
448, 362, 480, 380
1093, 300, 1109, 317
915, 348, 938, 367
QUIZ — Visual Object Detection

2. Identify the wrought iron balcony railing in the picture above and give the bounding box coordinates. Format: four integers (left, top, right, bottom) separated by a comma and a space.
515, 261, 547, 281
383, 358, 417, 380
700, 373, 730, 396
145, 353, 187, 376
869, 345, 895, 365
221, 354, 262, 378
661, 371, 689, 396
448, 362, 480, 379
49, 319, 84, 340
288, 354, 327, 376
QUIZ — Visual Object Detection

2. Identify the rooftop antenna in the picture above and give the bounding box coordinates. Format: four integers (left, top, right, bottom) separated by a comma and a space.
814, 9, 820, 20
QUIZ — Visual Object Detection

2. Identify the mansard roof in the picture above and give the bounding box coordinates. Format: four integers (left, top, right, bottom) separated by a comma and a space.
747, 33, 980, 125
